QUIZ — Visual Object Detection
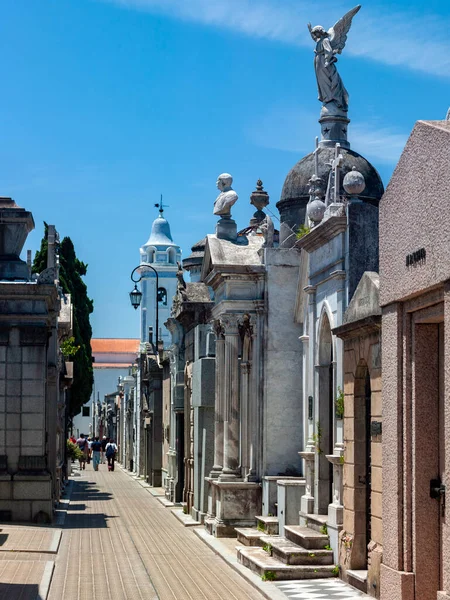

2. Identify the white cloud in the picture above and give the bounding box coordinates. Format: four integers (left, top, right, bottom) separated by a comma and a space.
100, 0, 450, 78
246, 106, 407, 164
351, 123, 407, 164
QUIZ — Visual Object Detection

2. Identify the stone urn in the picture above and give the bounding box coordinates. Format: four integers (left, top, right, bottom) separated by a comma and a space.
0, 197, 35, 280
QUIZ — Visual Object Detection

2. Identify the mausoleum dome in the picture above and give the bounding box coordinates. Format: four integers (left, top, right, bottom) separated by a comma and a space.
279, 147, 384, 205
182, 237, 206, 283
145, 215, 177, 247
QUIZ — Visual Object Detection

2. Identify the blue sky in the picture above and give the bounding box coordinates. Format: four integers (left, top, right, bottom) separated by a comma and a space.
2, 0, 450, 338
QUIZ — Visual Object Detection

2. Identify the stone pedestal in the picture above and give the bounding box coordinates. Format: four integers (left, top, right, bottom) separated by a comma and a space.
277, 479, 305, 537
327, 453, 344, 562
326, 453, 344, 524
204, 480, 261, 537
318, 103, 350, 150
215, 216, 237, 242
299, 450, 315, 519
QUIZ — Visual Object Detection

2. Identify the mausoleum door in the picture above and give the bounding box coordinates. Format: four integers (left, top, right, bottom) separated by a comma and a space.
364, 370, 372, 557
412, 311, 445, 600
438, 322, 445, 593
353, 362, 372, 568
316, 314, 333, 514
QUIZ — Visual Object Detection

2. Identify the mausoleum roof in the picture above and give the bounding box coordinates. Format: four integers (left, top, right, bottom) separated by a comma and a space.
201, 234, 264, 281
279, 146, 384, 205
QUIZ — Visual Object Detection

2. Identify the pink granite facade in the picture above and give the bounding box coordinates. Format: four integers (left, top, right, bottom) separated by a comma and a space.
380, 121, 450, 600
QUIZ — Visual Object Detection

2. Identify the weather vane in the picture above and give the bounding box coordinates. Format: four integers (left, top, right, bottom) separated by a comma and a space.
154, 194, 169, 216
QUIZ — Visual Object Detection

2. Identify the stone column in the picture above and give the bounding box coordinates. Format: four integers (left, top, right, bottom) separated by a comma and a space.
240, 362, 250, 479
240, 313, 255, 481
210, 320, 225, 477
220, 314, 241, 480
300, 285, 317, 519
253, 303, 264, 480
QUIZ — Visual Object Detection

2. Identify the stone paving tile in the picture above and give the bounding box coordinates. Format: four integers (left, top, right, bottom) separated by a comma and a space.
276, 579, 369, 599
0, 559, 53, 600
49, 464, 267, 600
0, 527, 60, 553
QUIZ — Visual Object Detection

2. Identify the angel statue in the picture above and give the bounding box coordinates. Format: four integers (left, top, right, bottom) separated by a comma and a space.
308, 5, 360, 114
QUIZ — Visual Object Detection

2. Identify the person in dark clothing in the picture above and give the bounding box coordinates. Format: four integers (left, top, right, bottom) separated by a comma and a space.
91, 436, 102, 471
105, 439, 118, 471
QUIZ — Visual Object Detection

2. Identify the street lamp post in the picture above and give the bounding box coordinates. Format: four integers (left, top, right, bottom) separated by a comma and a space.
129, 264, 159, 350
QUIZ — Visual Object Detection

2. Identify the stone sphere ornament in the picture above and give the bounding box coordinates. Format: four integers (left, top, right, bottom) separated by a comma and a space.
343, 166, 366, 196
307, 198, 327, 223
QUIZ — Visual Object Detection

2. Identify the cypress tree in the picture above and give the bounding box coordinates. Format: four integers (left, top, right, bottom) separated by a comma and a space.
33, 224, 94, 416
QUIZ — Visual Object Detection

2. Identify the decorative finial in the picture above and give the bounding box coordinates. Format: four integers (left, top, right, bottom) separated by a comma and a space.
250, 179, 270, 227
343, 166, 365, 196
307, 138, 326, 225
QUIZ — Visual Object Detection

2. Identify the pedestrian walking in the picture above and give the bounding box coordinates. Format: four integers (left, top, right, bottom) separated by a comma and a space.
101, 436, 108, 464
76, 434, 89, 470
105, 439, 118, 471
91, 436, 102, 471
87, 437, 93, 464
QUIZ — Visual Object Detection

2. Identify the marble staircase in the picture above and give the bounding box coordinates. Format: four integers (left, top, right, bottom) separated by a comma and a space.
235, 516, 336, 581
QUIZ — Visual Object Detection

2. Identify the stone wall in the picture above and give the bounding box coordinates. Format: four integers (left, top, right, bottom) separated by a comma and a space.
0, 282, 59, 522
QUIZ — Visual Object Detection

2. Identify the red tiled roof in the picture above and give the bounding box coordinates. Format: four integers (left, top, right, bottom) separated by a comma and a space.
94, 363, 135, 368
91, 339, 140, 353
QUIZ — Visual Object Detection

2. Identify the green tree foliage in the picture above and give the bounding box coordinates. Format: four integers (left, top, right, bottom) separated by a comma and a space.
33, 224, 94, 416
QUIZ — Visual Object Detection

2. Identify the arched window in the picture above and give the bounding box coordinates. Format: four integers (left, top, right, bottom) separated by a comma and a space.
157, 287, 167, 306
168, 247, 176, 264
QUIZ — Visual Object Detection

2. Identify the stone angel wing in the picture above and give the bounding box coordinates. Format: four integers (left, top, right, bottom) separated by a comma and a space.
328, 5, 361, 54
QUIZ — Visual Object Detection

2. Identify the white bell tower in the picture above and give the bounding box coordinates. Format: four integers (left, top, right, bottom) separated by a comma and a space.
139, 200, 181, 348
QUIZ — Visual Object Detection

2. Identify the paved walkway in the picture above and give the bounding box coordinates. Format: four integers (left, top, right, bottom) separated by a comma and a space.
0, 465, 368, 599
48, 464, 269, 600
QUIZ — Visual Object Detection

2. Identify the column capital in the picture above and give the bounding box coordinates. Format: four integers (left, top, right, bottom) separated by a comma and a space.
212, 318, 225, 340
241, 361, 251, 375
221, 313, 242, 335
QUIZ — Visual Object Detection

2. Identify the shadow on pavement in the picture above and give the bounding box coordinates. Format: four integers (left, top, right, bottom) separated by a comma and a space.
62, 478, 117, 529
71, 481, 113, 502
64, 513, 117, 529
66, 504, 86, 511
0, 583, 41, 600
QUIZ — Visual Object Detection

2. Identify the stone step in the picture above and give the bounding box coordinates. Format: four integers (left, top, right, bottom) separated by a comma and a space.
259, 535, 333, 566
235, 528, 264, 547
237, 546, 336, 581
299, 511, 328, 533
284, 525, 329, 549
347, 569, 368, 594
255, 515, 279, 535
